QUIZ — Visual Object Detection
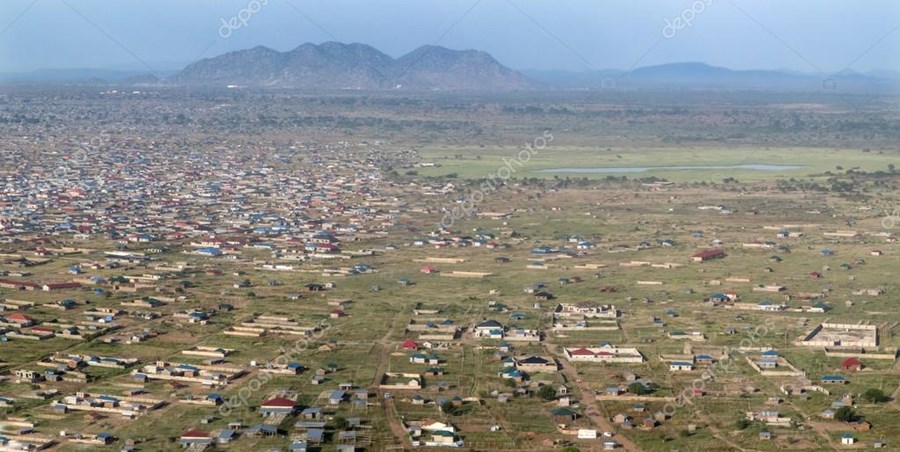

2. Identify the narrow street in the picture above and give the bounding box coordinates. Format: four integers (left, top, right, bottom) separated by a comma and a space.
545, 343, 643, 452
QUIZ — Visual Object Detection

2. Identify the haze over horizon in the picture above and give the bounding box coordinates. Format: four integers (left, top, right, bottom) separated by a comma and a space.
2, 0, 899, 75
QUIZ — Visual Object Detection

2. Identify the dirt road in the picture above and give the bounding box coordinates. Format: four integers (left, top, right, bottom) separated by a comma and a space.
545, 343, 643, 452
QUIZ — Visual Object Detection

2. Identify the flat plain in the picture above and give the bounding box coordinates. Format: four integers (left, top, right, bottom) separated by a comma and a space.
0, 87, 898, 451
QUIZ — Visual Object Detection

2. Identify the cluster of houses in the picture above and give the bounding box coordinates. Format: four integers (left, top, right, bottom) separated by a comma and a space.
133, 360, 246, 387
406, 420, 463, 448
0, 113, 897, 452
177, 391, 376, 450
52, 391, 164, 418
472, 319, 541, 342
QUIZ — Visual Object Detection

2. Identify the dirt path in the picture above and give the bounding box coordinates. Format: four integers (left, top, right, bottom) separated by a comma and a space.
382, 397, 412, 450
782, 398, 837, 449
805, 421, 841, 450
370, 313, 403, 387
544, 343, 643, 452
372, 310, 410, 449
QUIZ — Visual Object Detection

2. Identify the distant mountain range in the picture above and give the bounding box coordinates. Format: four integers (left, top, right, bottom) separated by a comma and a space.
2, 42, 898, 92
169, 42, 533, 90
0, 68, 173, 84
523, 62, 900, 92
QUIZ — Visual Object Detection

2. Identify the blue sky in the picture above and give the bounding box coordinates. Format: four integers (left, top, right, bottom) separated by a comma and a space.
1, 0, 898, 74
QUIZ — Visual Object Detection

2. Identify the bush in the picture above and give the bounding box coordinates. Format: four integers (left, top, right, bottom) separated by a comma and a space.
862, 388, 890, 404
734, 419, 751, 430
441, 401, 473, 416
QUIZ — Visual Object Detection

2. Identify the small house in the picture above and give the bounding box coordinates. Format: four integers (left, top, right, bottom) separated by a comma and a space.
551, 407, 577, 422
259, 398, 297, 416
178, 430, 213, 448
820, 375, 847, 385
329, 390, 346, 405
840, 433, 855, 445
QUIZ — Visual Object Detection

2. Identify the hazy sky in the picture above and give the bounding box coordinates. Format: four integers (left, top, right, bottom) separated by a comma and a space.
1, 0, 898, 74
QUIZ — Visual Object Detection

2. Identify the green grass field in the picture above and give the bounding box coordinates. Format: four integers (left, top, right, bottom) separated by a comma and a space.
415, 146, 898, 182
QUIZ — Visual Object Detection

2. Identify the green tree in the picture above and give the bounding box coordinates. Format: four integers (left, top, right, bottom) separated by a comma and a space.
628, 382, 650, 395
537, 385, 557, 401
834, 406, 856, 422
862, 388, 890, 404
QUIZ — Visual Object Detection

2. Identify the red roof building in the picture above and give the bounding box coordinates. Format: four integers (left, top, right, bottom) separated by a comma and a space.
260, 397, 296, 408
180, 429, 211, 440
42, 282, 82, 291
6, 312, 34, 326
330, 309, 346, 318
692, 249, 726, 262
0, 280, 40, 290
400, 339, 419, 350
259, 397, 297, 415
841, 358, 864, 371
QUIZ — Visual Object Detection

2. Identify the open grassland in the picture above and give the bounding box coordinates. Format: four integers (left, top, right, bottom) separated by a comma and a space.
414, 145, 899, 182
2, 182, 898, 451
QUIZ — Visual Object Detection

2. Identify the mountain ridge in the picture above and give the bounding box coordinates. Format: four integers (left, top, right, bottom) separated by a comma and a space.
169, 41, 533, 91
3, 45, 897, 93
523, 62, 897, 92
